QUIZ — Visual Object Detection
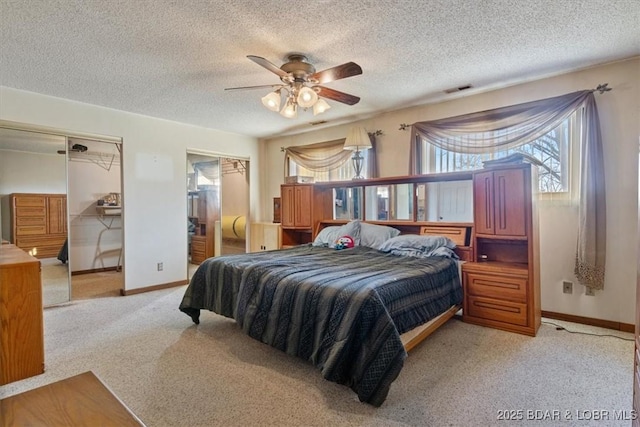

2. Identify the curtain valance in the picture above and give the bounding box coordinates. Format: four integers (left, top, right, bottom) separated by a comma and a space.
284, 139, 351, 173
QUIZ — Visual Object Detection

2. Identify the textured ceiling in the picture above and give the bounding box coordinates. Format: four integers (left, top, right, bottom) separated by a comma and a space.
1, 0, 638, 139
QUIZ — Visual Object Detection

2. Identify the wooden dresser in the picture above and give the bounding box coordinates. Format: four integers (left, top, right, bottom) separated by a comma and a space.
462, 163, 541, 336
9, 193, 67, 259
188, 190, 218, 264
0, 244, 44, 385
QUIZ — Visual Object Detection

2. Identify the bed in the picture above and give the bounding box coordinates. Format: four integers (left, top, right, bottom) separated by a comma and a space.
179, 221, 464, 406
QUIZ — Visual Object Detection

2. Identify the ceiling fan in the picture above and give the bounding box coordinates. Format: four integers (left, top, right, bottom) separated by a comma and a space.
225, 54, 362, 118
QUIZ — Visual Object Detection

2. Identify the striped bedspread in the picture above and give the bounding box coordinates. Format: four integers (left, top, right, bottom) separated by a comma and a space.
179, 245, 462, 406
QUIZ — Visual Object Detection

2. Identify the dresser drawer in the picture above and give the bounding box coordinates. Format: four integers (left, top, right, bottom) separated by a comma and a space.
191, 239, 205, 251
16, 206, 46, 217
466, 272, 527, 303
16, 216, 46, 226
466, 295, 528, 326
16, 225, 47, 236
14, 196, 46, 207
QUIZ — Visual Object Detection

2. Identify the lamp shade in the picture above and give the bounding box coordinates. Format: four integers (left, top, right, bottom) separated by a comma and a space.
280, 99, 297, 118
261, 91, 281, 112
312, 98, 331, 115
343, 127, 372, 151
297, 86, 318, 108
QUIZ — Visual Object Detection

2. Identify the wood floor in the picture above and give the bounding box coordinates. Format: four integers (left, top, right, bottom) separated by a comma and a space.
71, 270, 123, 300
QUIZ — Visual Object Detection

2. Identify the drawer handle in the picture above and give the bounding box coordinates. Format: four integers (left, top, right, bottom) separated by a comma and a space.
474, 279, 522, 291
473, 300, 521, 314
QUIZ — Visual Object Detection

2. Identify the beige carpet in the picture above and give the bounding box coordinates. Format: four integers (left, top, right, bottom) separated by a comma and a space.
0, 286, 634, 427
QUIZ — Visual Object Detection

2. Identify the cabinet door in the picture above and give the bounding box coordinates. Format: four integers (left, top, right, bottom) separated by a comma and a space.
474, 171, 494, 235
281, 186, 295, 227
294, 185, 312, 227
250, 223, 281, 252
262, 224, 281, 250
249, 223, 264, 252
494, 169, 526, 237
47, 195, 67, 235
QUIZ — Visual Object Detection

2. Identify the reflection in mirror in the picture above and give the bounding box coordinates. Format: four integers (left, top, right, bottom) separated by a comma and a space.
333, 187, 362, 220
366, 184, 414, 221
417, 180, 473, 222
393, 183, 413, 220
365, 186, 387, 220
0, 127, 70, 306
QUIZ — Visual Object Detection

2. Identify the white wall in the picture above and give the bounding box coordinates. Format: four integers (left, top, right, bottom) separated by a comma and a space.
0, 86, 261, 291
0, 150, 66, 240
262, 57, 640, 325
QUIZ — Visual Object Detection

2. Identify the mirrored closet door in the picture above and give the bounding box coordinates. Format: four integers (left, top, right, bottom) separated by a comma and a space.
0, 127, 70, 306
186, 152, 249, 279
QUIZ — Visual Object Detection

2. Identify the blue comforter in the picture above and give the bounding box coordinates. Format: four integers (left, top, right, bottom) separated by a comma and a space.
179, 245, 462, 406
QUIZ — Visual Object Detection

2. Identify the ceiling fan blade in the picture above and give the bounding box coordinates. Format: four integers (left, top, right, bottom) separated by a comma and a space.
316, 86, 360, 105
309, 62, 362, 85
225, 84, 283, 91
247, 55, 289, 78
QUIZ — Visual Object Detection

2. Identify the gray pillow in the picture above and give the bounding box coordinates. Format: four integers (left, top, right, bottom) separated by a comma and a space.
312, 226, 341, 247
389, 246, 458, 259
360, 223, 400, 249
379, 234, 456, 253
312, 220, 361, 248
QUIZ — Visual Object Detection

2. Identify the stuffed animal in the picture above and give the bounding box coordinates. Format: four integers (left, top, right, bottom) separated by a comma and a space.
334, 235, 355, 250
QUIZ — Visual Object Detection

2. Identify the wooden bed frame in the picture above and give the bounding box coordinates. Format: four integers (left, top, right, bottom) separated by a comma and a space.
400, 305, 461, 352
315, 219, 470, 352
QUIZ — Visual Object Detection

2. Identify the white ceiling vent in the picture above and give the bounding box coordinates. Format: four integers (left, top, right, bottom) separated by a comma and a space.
444, 84, 473, 94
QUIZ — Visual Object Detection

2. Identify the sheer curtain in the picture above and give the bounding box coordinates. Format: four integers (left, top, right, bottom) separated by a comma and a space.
409, 90, 606, 289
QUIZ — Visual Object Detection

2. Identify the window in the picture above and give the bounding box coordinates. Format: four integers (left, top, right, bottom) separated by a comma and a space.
419, 111, 578, 193
288, 152, 369, 182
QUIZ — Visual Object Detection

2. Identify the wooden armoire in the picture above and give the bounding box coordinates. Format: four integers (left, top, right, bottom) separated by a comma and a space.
9, 193, 67, 259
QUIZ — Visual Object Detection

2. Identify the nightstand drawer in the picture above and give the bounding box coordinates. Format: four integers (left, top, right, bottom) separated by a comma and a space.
466, 295, 528, 326
466, 272, 527, 303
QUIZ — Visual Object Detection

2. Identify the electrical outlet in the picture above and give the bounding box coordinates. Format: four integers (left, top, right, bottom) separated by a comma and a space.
562, 280, 573, 294
585, 287, 595, 296
157, 262, 163, 271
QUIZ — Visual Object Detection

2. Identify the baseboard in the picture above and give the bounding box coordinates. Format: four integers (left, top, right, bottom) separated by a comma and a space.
542, 310, 635, 333
71, 266, 119, 276
120, 280, 187, 296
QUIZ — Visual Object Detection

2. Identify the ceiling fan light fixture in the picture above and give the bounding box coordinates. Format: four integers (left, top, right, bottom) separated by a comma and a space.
280, 99, 297, 118
313, 98, 331, 115
261, 90, 281, 112
297, 86, 318, 108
